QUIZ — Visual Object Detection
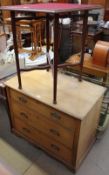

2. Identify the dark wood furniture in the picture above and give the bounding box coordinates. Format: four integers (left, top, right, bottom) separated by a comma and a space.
0, 3, 101, 104
104, 8, 109, 21
71, 29, 102, 53
5, 70, 105, 172
81, 0, 109, 21
0, 0, 21, 21
81, 0, 107, 6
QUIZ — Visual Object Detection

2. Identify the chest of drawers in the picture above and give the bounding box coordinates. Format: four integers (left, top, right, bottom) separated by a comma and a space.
5, 70, 105, 172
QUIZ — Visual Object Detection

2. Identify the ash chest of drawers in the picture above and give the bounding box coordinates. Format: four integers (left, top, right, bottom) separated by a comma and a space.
5, 70, 105, 172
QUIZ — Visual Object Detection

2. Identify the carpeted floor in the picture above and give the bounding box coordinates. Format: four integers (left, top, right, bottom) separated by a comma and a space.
0, 161, 16, 175
0, 59, 25, 80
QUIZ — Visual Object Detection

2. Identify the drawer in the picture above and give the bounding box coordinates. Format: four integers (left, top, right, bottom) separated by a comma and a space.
12, 103, 75, 149
9, 89, 76, 131
14, 118, 73, 163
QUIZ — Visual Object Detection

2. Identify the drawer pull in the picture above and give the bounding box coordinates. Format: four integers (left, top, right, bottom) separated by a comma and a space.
51, 144, 60, 151
51, 112, 61, 120
22, 127, 30, 133
49, 129, 60, 137
19, 96, 27, 103
20, 112, 28, 119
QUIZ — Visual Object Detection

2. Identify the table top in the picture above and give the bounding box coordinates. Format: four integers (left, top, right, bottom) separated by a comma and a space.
0, 3, 102, 14
5, 70, 105, 120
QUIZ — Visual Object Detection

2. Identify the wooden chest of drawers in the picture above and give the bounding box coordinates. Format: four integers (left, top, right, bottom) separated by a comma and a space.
5, 70, 105, 172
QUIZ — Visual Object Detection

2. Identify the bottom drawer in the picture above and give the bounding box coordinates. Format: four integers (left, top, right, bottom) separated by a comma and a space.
14, 118, 73, 163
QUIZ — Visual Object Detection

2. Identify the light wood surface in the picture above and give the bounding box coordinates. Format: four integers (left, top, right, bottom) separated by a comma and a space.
67, 53, 109, 74
14, 118, 73, 163
5, 70, 105, 120
12, 102, 75, 149
66, 53, 109, 85
5, 70, 105, 172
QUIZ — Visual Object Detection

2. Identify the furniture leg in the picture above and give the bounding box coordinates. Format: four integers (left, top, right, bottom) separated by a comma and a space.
39, 24, 42, 52
17, 26, 22, 49
79, 11, 88, 81
46, 14, 50, 66
31, 28, 34, 52
102, 74, 108, 86
33, 24, 37, 53
53, 14, 59, 104
11, 11, 22, 89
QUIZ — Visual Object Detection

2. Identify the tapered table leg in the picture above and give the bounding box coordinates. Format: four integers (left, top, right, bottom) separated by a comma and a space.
11, 11, 22, 89
53, 14, 59, 104
79, 11, 88, 81
46, 13, 50, 67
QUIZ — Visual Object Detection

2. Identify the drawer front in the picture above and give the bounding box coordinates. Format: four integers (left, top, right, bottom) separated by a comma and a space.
14, 118, 73, 163
9, 89, 76, 131
12, 103, 74, 149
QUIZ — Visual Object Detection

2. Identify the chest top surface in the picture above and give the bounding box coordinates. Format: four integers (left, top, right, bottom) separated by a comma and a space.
0, 3, 102, 13
5, 70, 105, 120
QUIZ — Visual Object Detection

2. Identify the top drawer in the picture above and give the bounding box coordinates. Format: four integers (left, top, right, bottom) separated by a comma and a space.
9, 89, 76, 130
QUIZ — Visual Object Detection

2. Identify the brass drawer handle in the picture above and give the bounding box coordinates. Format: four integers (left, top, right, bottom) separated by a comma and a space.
49, 128, 60, 137
18, 96, 27, 103
22, 127, 30, 133
51, 144, 60, 152
51, 112, 61, 120
20, 112, 28, 119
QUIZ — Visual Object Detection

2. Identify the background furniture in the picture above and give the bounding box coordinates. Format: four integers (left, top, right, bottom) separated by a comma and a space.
0, 0, 21, 21
81, 0, 107, 6
102, 27, 109, 41
17, 19, 43, 60
66, 53, 109, 86
71, 29, 102, 54
92, 40, 109, 67
5, 70, 105, 172
81, 0, 109, 21
104, 8, 109, 21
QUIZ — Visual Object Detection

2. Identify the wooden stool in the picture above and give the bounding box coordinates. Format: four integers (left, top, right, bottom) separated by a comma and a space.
16, 19, 43, 60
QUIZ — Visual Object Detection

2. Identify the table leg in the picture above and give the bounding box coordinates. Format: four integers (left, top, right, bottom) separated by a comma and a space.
79, 11, 88, 81
102, 74, 108, 86
46, 14, 50, 67
53, 14, 59, 104
11, 11, 22, 89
